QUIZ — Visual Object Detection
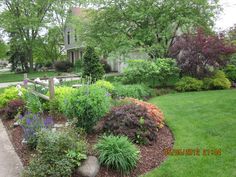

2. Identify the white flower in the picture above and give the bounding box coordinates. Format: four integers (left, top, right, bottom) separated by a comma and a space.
54, 78, 60, 85
42, 80, 49, 84
34, 78, 41, 83
16, 84, 21, 90
18, 91, 23, 97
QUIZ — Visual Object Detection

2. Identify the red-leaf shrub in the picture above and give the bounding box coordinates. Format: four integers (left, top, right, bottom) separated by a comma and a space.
4, 99, 25, 119
170, 28, 236, 78
101, 99, 164, 145
102, 103, 158, 145
125, 98, 164, 128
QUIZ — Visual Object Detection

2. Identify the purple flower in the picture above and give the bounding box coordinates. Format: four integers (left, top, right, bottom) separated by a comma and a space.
26, 118, 32, 125
44, 117, 53, 128
18, 114, 23, 120
23, 80, 28, 85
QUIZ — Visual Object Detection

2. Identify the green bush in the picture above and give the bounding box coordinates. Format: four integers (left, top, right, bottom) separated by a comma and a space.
25, 92, 43, 113
82, 46, 105, 82
175, 77, 203, 92
74, 59, 83, 73
95, 135, 140, 174
122, 58, 179, 87
224, 65, 236, 82
0, 86, 26, 108
94, 80, 114, 93
49, 86, 77, 113
203, 70, 231, 90
113, 83, 154, 99
23, 129, 87, 177
63, 85, 111, 132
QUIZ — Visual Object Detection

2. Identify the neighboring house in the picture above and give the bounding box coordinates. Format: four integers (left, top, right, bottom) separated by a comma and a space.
64, 7, 149, 73
64, 8, 85, 65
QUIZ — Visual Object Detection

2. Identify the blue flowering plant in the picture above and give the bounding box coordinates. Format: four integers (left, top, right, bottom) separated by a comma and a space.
18, 112, 53, 149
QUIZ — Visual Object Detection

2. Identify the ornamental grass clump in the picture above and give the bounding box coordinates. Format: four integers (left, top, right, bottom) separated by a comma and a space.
95, 135, 140, 174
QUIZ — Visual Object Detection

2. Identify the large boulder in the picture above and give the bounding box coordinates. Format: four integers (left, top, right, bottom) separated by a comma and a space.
77, 156, 100, 177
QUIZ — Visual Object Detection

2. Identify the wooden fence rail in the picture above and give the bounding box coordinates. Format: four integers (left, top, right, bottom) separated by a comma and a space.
23, 73, 54, 101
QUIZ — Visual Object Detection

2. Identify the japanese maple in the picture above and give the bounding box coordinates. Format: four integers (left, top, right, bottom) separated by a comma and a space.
170, 28, 236, 78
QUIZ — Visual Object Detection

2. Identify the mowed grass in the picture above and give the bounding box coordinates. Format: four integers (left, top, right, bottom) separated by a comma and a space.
0, 71, 60, 83
144, 89, 236, 177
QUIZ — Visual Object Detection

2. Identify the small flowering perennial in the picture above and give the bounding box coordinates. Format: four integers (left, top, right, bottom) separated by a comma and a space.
18, 112, 53, 148
16, 84, 23, 97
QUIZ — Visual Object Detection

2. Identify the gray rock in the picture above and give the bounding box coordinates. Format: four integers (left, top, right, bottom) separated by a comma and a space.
77, 156, 100, 177
21, 138, 27, 145
53, 124, 64, 128
13, 122, 19, 127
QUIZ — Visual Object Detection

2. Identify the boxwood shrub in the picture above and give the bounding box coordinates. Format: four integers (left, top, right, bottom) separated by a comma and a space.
175, 77, 203, 92
203, 70, 231, 90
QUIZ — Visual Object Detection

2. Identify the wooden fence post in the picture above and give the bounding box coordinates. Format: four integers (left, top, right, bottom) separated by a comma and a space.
49, 78, 55, 100
23, 73, 28, 88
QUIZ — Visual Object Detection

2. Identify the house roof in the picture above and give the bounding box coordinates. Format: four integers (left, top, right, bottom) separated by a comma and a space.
70, 7, 89, 17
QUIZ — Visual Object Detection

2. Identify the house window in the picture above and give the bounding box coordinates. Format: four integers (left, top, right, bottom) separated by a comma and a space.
74, 29, 77, 42
67, 31, 70, 44
71, 51, 74, 64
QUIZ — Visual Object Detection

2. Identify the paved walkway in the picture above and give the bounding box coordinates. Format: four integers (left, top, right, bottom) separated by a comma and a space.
0, 120, 23, 177
0, 82, 21, 88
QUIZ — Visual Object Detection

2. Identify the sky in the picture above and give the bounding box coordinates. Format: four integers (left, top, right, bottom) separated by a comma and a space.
215, 0, 236, 31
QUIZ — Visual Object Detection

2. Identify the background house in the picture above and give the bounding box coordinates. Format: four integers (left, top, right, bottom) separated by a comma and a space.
64, 7, 149, 73
64, 8, 85, 65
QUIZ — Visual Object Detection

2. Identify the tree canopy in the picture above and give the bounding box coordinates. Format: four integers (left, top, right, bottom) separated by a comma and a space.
78, 0, 220, 58
0, 0, 79, 71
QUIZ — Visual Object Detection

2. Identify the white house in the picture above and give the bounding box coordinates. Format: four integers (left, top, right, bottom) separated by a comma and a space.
64, 7, 149, 73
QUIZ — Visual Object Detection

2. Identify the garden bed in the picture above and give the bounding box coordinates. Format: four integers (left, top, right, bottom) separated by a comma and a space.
2, 118, 174, 177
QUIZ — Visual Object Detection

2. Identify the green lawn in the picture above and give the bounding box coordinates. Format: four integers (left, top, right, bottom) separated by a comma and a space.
144, 89, 236, 177
0, 71, 60, 83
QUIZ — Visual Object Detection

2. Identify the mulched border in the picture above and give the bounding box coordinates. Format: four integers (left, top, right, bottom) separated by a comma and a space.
2, 118, 174, 177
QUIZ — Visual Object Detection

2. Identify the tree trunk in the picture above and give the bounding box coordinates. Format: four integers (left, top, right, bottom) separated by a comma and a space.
27, 48, 34, 71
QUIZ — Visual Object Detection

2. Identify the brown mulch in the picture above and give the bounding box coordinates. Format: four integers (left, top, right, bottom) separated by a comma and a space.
84, 125, 174, 177
2, 117, 174, 177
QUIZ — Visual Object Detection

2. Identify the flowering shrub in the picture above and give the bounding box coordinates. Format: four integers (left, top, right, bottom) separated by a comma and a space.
0, 86, 26, 108
102, 103, 160, 145
125, 98, 164, 128
4, 99, 25, 119
18, 113, 53, 149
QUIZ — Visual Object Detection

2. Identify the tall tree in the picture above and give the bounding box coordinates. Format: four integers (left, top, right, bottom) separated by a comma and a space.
79, 0, 220, 58
0, 0, 79, 71
0, 39, 8, 60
